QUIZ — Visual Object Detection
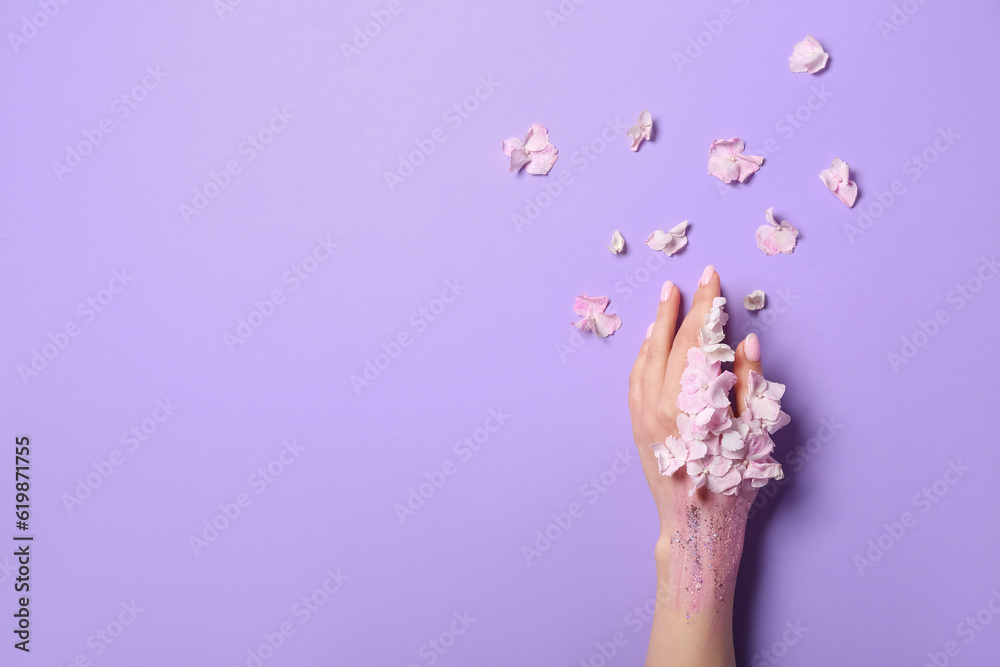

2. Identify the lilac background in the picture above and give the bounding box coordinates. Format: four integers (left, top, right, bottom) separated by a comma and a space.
2, 0, 999, 665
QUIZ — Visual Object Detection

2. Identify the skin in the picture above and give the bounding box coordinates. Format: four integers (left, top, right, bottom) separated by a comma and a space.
627, 266, 763, 667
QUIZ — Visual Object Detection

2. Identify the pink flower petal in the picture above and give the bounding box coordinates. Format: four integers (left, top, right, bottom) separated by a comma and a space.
818, 157, 858, 207
570, 293, 621, 338
756, 207, 798, 255
650, 436, 688, 477
707, 468, 743, 496
522, 124, 550, 153
687, 438, 708, 460
745, 370, 790, 433
503, 124, 559, 175
708, 138, 764, 183
627, 110, 652, 151
507, 149, 530, 173
835, 180, 858, 208
501, 137, 523, 157
789, 34, 829, 74
525, 146, 558, 175
644, 221, 688, 256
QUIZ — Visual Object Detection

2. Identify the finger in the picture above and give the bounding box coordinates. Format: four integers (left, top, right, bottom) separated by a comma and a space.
733, 333, 763, 417
628, 325, 653, 414
641, 281, 679, 407
662, 265, 722, 405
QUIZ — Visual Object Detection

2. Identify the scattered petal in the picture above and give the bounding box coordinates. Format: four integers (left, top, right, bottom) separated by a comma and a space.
627, 110, 653, 151
645, 220, 688, 256
789, 34, 829, 74
571, 293, 622, 338
707, 138, 764, 183
818, 157, 858, 207
744, 290, 766, 311
756, 207, 799, 255
608, 230, 625, 254
502, 124, 558, 175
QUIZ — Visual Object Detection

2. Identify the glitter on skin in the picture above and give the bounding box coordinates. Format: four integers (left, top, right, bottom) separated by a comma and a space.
670, 490, 755, 621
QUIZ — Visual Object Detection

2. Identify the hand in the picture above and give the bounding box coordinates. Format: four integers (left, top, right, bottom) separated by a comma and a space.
627, 265, 767, 667
627, 264, 764, 532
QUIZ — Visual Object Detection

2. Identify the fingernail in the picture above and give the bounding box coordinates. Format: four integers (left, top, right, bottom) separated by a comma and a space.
699, 264, 715, 286
745, 333, 760, 362
646, 323, 654, 339
660, 280, 673, 302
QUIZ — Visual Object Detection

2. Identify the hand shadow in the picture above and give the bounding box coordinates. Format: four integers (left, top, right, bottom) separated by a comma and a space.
732, 408, 808, 661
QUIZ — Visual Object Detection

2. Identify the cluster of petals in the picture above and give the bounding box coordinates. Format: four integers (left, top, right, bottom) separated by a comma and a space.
502, 124, 559, 175
650, 299, 787, 496
570, 294, 621, 338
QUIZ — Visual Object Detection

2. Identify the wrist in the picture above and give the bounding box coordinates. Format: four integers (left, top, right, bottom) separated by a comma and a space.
652, 490, 752, 618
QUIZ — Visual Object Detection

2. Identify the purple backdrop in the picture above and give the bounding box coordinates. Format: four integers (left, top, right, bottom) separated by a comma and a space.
2, 0, 999, 665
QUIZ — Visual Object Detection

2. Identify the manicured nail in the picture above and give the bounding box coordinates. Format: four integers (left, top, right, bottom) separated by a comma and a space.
699, 264, 715, 286
745, 333, 760, 362
660, 280, 673, 302
646, 323, 654, 339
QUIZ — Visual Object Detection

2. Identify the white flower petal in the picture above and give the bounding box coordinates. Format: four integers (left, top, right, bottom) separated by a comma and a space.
744, 290, 766, 310
608, 230, 625, 254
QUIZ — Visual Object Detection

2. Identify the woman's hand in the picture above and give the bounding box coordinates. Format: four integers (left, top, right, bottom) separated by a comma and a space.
627, 265, 766, 667
628, 264, 763, 528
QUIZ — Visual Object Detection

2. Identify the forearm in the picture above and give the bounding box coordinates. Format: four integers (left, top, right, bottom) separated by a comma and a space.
644, 492, 752, 667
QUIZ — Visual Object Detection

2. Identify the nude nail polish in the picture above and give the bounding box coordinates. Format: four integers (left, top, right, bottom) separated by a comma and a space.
661, 281, 673, 302
646, 323, 654, 339
745, 333, 760, 362
699, 264, 715, 286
